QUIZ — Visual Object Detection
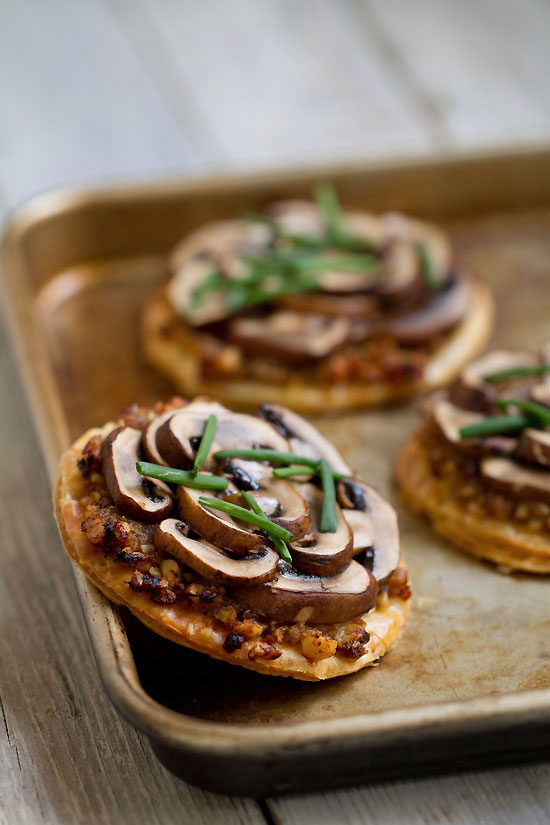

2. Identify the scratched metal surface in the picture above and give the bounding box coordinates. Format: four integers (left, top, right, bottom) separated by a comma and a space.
27, 198, 550, 725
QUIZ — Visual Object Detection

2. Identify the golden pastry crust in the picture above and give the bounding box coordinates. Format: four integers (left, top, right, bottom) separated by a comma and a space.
142, 281, 494, 412
55, 426, 410, 680
396, 431, 550, 574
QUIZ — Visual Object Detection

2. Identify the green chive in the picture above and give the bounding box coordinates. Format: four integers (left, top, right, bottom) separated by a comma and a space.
241, 491, 293, 563
417, 242, 441, 289
315, 183, 343, 238
484, 364, 550, 383
272, 465, 346, 480
198, 496, 293, 541
136, 461, 228, 490
193, 414, 218, 475
497, 399, 550, 427
214, 447, 320, 467
319, 458, 337, 533
459, 415, 530, 440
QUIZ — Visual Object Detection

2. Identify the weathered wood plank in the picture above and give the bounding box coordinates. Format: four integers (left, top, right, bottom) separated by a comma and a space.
268, 762, 550, 825
364, 0, 550, 148
0, 302, 265, 825
114, 0, 432, 168
0, 0, 201, 210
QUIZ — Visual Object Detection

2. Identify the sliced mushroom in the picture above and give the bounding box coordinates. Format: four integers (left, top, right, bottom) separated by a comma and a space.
515, 429, 550, 469
376, 238, 423, 307
102, 427, 173, 522
232, 560, 378, 624
156, 401, 288, 469
177, 486, 266, 556
228, 311, 351, 363
168, 220, 272, 325
267, 200, 325, 237
431, 400, 518, 457
383, 213, 452, 285
141, 410, 175, 465
277, 291, 379, 319
380, 275, 470, 343
289, 484, 353, 576
481, 456, 550, 504
223, 474, 311, 539
336, 479, 399, 582
154, 519, 278, 586
258, 402, 352, 475
449, 350, 537, 413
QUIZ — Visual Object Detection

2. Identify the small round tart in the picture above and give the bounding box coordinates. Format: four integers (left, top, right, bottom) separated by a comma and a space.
142, 192, 493, 412
396, 343, 550, 573
54, 398, 410, 680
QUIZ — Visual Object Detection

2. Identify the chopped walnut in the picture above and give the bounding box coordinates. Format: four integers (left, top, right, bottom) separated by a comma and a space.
77, 434, 104, 478
232, 619, 263, 641
301, 630, 338, 662
248, 641, 282, 661
386, 566, 412, 600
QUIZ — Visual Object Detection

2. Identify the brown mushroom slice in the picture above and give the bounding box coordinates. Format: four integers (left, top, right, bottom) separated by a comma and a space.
157, 402, 288, 469
228, 311, 351, 363
376, 238, 423, 307
383, 213, 452, 284
380, 275, 471, 343
177, 486, 267, 556
277, 291, 378, 319
258, 402, 352, 475
154, 519, 278, 586
168, 220, 272, 325
481, 456, 550, 504
268, 200, 325, 237
141, 410, 175, 465
449, 350, 537, 412
336, 479, 399, 582
221, 460, 311, 538
102, 427, 173, 522
233, 560, 378, 624
515, 429, 550, 469
289, 484, 353, 576
431, 400, 517, 456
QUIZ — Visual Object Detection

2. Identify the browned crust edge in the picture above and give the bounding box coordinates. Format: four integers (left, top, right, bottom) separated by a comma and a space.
54, 427, 410, 680
141, 281, 494, 412
395, 432, 550, 574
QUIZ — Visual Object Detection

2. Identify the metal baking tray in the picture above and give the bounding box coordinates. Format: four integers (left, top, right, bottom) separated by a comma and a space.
2, 147, 550, 796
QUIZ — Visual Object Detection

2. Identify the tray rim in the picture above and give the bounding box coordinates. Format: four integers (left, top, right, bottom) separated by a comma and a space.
2, 142, 550, 760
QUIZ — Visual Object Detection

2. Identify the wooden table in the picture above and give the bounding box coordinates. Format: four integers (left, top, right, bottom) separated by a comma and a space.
1, 2, 549, 822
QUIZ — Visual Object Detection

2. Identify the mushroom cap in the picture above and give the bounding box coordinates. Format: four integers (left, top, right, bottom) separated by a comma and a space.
177, 486, 267, 557
154, 519, 278, 586
449, 349, 537, 413
156, 399, 288, 469
232, 560, 378, 624
141, 409, 175, 466
481, 456, 550, 504
289, 483, 353, 576
228, 311, 351, 363
258, 402, 352, 475
102, 427, 173, 522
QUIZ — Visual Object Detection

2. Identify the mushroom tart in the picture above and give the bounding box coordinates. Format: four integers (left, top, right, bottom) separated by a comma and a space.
143, 185, 493, 412
54, 397, 410, 680
396, 343, 550, 573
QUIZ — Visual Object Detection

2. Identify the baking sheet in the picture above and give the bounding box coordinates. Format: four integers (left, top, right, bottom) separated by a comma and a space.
2, 148, 550, 793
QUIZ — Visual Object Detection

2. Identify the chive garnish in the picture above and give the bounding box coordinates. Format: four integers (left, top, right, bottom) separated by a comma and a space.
417, 242, 440, 289
198, 496, 292, 541
315, 183, 344, 239
459, 415, 530, 440
483, 364, 550, 383
241, 491, 293, 563
272, 465, 346, 480
136, 462, 228, 490
193, 414, 218, 475
318, 458, 337, 533
214, 448, 320, 467
497, 399, 550, 427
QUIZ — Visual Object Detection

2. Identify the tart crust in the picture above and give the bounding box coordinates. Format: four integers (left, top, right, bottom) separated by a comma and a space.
142, 281, 494, 412
54, 426, 410, 680
396, 430, 550, 574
